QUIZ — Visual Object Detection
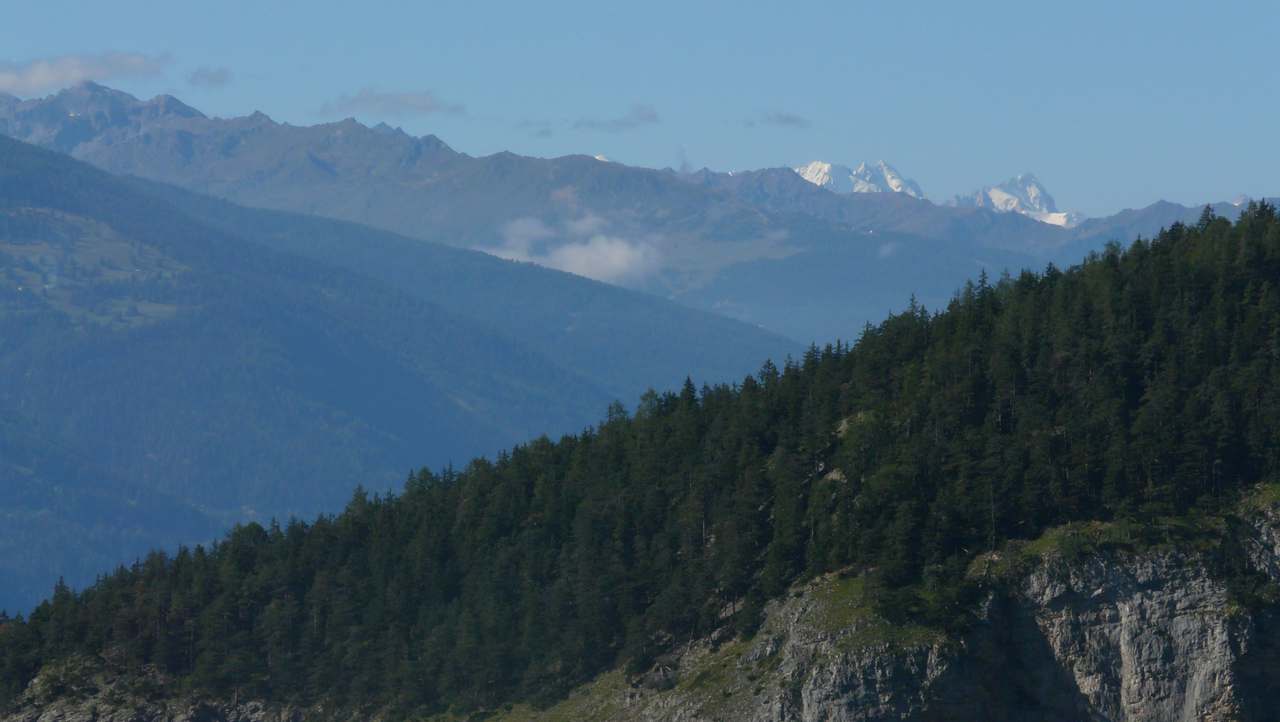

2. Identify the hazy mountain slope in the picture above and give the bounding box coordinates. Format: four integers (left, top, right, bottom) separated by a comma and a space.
0, 137, 791, 613
0, 402, 219, 614
1045, 199, 1250, 267
128, 178, 798, 400
0, 136, 602, 613
672, 227, 1035, 342
1070, 199, 1243, 246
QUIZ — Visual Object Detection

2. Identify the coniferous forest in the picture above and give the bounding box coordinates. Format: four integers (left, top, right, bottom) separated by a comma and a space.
4, 205, 1280, 715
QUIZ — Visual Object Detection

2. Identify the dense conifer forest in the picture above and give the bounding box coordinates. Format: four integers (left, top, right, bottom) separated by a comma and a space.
4, 205, 1280, 716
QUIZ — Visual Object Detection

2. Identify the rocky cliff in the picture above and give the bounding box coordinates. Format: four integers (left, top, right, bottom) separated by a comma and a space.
471, 504, 1280, 722
8, 506, 1280, 722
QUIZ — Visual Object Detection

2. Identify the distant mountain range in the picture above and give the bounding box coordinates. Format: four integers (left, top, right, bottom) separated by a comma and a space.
793, 160, 925, 198
791, 161, 1084, 228
0, 135, 793, 613
947, 173, 1084, 228
0, 82, 1256, 342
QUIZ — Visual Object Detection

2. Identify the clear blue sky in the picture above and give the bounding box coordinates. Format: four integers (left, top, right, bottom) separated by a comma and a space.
3, 0, 1277, 216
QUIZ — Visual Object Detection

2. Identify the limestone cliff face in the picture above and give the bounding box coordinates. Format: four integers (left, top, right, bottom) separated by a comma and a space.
1011, 553, 1243, 721
7, 510, 1280, 722
508, 509, 1280, 722
571, 553, 1256, 722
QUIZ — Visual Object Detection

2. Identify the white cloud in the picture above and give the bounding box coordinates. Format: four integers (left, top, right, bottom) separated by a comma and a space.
499, 217, 556, 247
0, 52, 170, 96
482, 215, 662, 284
321, 87, 464, 118
564, 213, 606, 237
878, 242, 900, 259
542, 235, 661, 283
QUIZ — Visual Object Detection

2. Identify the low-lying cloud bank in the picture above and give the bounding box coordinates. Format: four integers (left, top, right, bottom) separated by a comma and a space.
483, 214, 662, 284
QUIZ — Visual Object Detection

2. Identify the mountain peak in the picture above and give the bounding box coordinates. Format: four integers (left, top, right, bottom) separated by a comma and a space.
794, 159, 925, 199
144, 93, 206, 120
51, 81, 132, 105
950, 173, 1082, 228
58, 80, 132, 102
66, 79, 108, 93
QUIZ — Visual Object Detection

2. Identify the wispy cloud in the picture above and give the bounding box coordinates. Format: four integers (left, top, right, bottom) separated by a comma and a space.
0, 52, 170, 96
747, 111, 811, 129
564, 213, 606, 237
540, 235, 662, 283
574, 104, 660, 133
321, 87, 465, 118
482, 215, 662, 284
187, 66, 232, 88
499, 217, 556, 246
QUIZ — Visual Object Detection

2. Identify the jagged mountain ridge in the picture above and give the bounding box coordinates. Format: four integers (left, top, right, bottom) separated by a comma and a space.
5, 83, 1017, 342
793, 159, 925, 198
0, 82, 1256, 343
950, 173, 1084, 228
790, 159, 1083, 229
0, 82, 776, 279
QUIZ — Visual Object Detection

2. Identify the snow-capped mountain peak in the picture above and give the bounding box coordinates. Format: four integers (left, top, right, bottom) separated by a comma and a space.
794, 160, 925, 199
950, 173, 1082, 228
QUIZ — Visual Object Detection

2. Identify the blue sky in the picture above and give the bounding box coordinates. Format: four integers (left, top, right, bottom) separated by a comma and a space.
2, 0, 1277, 216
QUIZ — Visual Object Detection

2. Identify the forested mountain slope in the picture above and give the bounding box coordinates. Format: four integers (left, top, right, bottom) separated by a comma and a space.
0, 136, 792, 614
4, 204, 1278, 718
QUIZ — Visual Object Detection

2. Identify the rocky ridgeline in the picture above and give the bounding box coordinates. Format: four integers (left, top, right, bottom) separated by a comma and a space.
8, 504, 1280, 722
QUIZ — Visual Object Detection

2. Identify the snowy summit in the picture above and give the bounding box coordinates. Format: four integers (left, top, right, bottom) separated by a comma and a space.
950, 173, 1083, 228
794, 160, 925, 199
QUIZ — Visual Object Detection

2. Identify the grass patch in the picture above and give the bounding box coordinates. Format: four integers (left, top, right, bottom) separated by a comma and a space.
971, 511, 1243, 583
676, 638, 747, 694
812, 574, 873, 633
811, 574, 943, 651
1240, 481, 1280, 513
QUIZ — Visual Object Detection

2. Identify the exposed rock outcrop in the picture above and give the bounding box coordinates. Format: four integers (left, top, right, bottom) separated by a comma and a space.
480, 508, 1280, 721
